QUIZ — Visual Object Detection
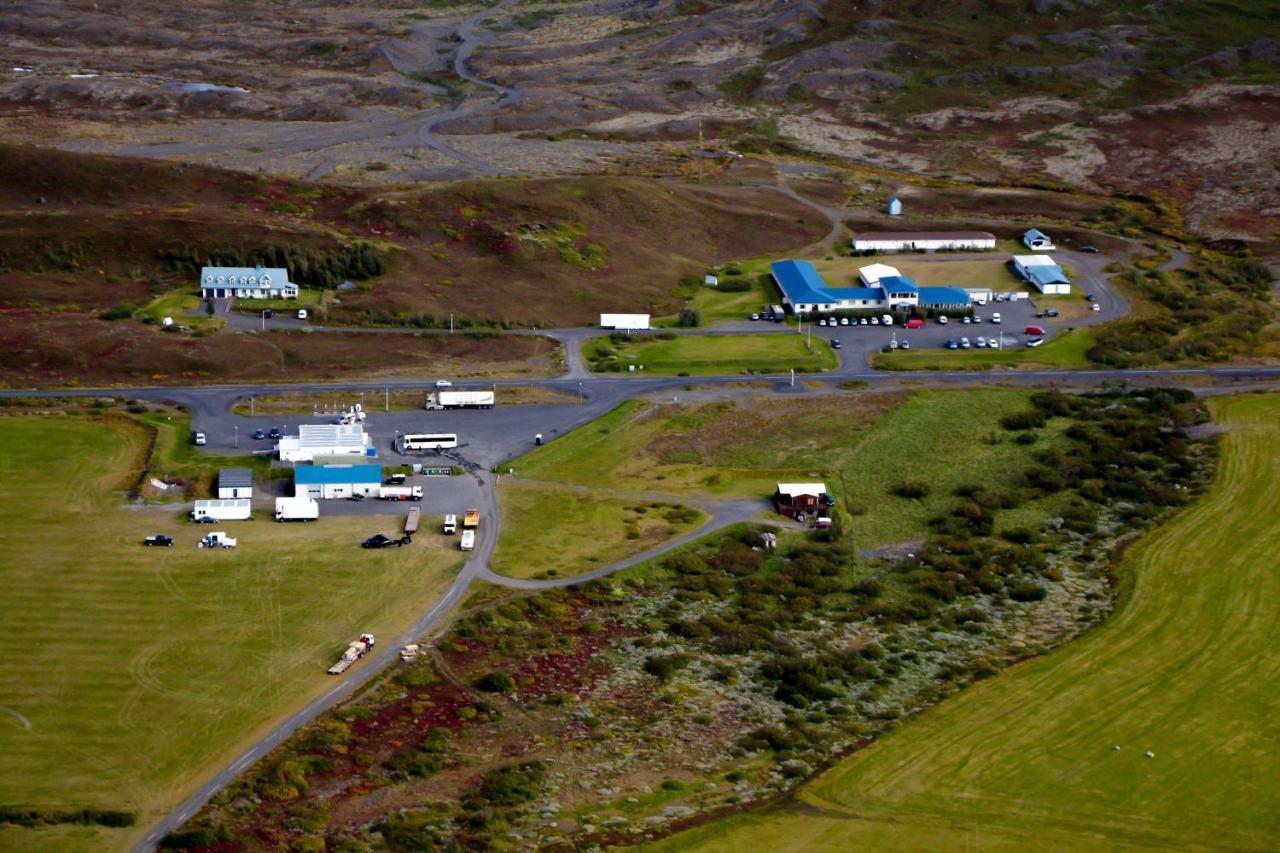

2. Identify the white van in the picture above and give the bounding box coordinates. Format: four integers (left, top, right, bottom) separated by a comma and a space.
460, 529, 475, 551
443, 514, 457, 534
991, 312, 1002, 324
881, 314, 893, 326
297, 309, 308, 320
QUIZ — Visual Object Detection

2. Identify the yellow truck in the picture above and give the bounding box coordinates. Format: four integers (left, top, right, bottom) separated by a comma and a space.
463, 508, 480, 529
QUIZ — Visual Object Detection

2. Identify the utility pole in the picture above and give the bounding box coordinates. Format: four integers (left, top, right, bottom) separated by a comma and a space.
449, 313, 454, 334
697, 118, 703, 184
250, 396, 254, 416
385, 387, 389, 412
790, 368, 795, 387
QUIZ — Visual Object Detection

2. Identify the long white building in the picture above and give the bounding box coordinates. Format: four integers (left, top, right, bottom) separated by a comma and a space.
852, 231, 996, 252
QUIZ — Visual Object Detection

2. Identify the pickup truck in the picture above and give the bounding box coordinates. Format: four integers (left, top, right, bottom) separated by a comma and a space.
197, 532, 237, 549
143, 535, 174, 547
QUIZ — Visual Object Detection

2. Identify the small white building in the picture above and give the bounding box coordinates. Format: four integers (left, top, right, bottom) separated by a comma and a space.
294, 463, 382, 500
277, 424, 373, 463
1023, 228, 1055, 251
217, 468, 253, 500
858, 263, 901, 286
886, 196, 903, 216
599, 313, 651, 330
200, 265, 297, 301
852, 231, 996, 253
1013, 255, 1072, 294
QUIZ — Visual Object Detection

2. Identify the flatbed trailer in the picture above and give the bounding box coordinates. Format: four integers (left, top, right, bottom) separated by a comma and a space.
405, 507, 421, 535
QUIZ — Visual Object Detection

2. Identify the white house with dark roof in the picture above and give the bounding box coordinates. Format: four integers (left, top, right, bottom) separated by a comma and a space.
200, 265, 297, 300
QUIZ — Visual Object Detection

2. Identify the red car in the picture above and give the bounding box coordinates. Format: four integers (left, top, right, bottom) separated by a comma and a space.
1024, 325, 1046, 336
905, 318, 925, 329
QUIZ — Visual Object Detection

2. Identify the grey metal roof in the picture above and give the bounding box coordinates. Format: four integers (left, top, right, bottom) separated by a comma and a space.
219, 468, 254, 488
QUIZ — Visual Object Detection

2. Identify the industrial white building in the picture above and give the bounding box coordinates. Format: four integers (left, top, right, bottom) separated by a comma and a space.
294, 463, 382, 500
852, 231, 996, 253
217, 468, 253, 500
599, 313, 651, 330
1013, 255, 1072, 294
277, 424, 373, 463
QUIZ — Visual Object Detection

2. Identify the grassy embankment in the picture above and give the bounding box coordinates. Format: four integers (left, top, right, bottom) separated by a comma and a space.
871, 326, 1096, 371
0, 417, 464, 852
583, 333, 837, 376
490, 481, 705, 579
656, 392, 1280, 852
506, 389, 1072, 548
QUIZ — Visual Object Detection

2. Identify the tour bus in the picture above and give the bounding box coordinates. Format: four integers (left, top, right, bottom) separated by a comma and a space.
401, 433, 458, 452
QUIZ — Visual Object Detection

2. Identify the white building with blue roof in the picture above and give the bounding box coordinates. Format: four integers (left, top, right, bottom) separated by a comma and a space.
1022, 228, 1055, 251
770, 260, 973, 316
199, 265, 298, 300
1013, 254, 1071, 294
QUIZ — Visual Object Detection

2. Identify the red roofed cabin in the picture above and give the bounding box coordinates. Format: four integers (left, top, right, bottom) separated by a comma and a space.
774, 482, 831, 520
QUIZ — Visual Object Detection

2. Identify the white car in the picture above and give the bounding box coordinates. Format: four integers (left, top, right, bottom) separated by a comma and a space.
870, 316, 879, 325
840, 317, 850, 326
881, 314, 893, 326
1091, 303, 1102, 311
938, 315, 949, 325
435, 379, 452, 388
991, 313, 1002, 324
193, 432, 206, 446
818, 318, 827, 326
297, 309, 308, 320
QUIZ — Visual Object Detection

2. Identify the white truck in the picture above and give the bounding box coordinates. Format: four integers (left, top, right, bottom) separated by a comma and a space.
379, 485, 423, 501
443, 513, 457, 534
336, 404, 366, 425
424, 390, 495, 410
460, 529, 476, 551
328, 633, 375, 675
275, 496, 319, 522
191, 499, 251, 523
197, 531, 237, 549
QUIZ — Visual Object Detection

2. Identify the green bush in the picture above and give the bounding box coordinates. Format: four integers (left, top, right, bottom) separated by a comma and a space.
476, 761, 547, 806
99, 302, 136, 321
892, 479, 930, 499
474, 671, 515, 693
644, 652, 693, 682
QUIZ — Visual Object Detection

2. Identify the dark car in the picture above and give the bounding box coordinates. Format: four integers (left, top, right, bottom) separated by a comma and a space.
1085, 293, 1096, 302
385, 473, 407, 486
194, 516, 216, 524
830, 339, 842, 349
362, 533, 412, 549
143, 535, 174, 547
263, 309, 273, 319
946, 338, 959, 349
1043, 308, 1061, 318
821, 494, 836, 507
268, 427, 283, 440
1082, 246, 1099, 253
251, 429, 266, 440
349, 493, 366, 502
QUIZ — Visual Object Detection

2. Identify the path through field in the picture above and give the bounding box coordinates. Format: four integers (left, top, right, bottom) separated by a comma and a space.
657, 393, 1280, 851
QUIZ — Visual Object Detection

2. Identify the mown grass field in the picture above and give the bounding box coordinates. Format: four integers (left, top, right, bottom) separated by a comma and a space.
655, 393, 1280, 852
583, 333, 837, 376
872, 327, 1096, 371
506, 389, 1069, 547
490, 481, 705, 579
0, 417, 464, 851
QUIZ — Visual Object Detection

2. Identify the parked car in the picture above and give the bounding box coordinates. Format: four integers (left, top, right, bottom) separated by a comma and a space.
859, 317, 868, 325
1085, 292, 1096, 301
297, 309, 308, 320
251, 429, 266, 440
1082, 245, 1099, 253
362, 533, 412, 549
962, 316, 971, 325
818, 318, 827, 326
972, 315, 982, 323
840, 317, 850, 326
888, 338, 899, 349
194, 515, 216, 524
1026, 337, 1046, 348
946, 338, 959, 349
193, 431, 206, 446
263, 309, 273, 319
385, 473, 407, 486
435, 379, 452, 388
991, 312, 1002, 324
905, 318, 924, 329
810, 517, 834, 529
750, 313, 759, 321
349, 493, 366, 502
267, 427, 281, 440
830, 339, 842, 349
900, 340, 911, 350
960, 337, 971, 349
1044, 308, 1061, 318
938, 315, 949, 325
1091, 302, 1102, 311
975, 336, 988, 348
869, 316, 879, 325
143, 535, 174, 547
1025, 325, 1046, 336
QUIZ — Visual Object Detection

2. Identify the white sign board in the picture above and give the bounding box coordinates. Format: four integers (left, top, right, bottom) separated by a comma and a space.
599, 313, 651, 330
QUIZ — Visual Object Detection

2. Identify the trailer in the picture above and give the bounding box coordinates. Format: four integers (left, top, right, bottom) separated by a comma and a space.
463, 508, 480, 528
275, 496, 319, 522
424, 390, 495, 410
379, 485, 423, 501
400, 643, 420, 661
460, 529, 476, 551
191, 499, 251, 523
404, 507, 421, 535
328, 633, 375, 675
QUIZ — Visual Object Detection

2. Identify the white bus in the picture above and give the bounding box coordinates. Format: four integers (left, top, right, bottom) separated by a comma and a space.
401, 433, 458, 452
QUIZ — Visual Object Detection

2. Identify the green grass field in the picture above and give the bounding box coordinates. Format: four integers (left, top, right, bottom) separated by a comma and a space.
872, 327, 1095, 371
655, 257, 777, 327
490, 481, 706, 579
655, 393, 1280, 851
583, 333, 837, 376
0, 418, 464, 851
506, 389, 1067, 547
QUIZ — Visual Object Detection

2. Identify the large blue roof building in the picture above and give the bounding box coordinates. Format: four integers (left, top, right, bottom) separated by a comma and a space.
770, 260, 973, 315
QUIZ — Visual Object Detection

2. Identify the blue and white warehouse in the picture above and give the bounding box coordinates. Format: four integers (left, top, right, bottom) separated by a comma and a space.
294, 463, 383, 500
771, 260, 972, 315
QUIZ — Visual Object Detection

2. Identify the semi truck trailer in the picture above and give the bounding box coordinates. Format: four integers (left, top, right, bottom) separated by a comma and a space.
424, 390, 495, 410
379, 485, 423, 501
328, 633, 375, 675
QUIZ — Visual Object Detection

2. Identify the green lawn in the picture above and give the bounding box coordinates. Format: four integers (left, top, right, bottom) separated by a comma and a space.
583, 333, 837, 376
0, 418, 464, 851
506, 389, 1065, 547
655, 393, 1280, 852
232, 288, 323, 312
871, 327, 1096, 371
490, 481, 706, 579
135, 292, 223, 330
655, 257, 776, 327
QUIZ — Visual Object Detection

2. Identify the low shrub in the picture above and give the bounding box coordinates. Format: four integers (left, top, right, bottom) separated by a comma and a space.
473, 671, 515, 693
892, 479, 930, 499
